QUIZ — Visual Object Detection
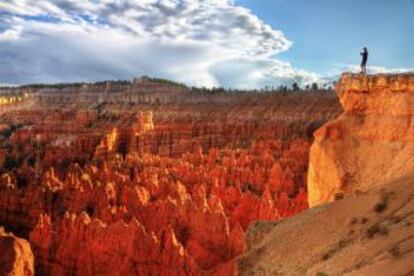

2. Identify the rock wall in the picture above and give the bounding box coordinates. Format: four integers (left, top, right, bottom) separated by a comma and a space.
308, 73, 414, 207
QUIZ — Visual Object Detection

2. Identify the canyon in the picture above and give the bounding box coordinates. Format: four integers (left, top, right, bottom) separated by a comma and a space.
1, 73, 412, 275
0, 79, 340, 275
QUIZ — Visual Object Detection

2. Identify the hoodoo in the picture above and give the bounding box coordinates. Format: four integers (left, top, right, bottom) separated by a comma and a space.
0, 227, 34, 276
308, 73, 414, 207
0, 79, 340, 275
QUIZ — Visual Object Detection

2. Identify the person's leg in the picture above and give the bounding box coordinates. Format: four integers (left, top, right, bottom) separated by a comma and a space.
361, 63, 365, 74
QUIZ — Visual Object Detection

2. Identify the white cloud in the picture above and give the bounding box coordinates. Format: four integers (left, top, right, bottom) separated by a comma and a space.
0, 0, 321, 88
0, 25, 22, 41
341, 64, 414, 75
0, 83, 17, 87
210, 58, 321, 89
322, 65, 414, 86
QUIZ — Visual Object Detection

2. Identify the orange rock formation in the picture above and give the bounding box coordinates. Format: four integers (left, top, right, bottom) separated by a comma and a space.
237, 73, 414, 275
308, 73, 414, 207
0, 227, 34, 276
0, 80, 341, 274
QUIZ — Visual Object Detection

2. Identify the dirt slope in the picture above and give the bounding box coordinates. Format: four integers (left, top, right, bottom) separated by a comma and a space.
237, 173, 414, 276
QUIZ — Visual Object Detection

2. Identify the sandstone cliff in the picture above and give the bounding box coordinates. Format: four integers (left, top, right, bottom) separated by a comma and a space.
308, 73, 414, 207
237, 73, 414, 275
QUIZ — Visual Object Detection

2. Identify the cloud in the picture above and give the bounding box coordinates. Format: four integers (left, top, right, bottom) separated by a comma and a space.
0, 0, 320, 88
340, 65, 414, 75
210, 58, 321, 89
322, 65, 414, 86
0, 25, 22, 41
0, 83, 17, 87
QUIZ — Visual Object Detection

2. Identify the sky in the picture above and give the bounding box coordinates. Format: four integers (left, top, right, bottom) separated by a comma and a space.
0, 0, 413, 89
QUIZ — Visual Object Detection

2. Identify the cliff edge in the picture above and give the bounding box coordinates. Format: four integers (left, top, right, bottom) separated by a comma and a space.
308, 73, 414, 207
237, 73, 414, 275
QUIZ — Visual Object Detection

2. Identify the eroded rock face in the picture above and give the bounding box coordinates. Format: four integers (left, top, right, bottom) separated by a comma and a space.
29, 213, 197, 276
308, 73, 414, 207
0, 80, 341, 274
0, 227, 34, 276
237, 73, 414, 276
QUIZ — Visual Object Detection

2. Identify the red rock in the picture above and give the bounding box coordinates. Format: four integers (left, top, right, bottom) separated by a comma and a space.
0, 81, 341, 274
0, 227, 34, 276
308, 73, 414, 206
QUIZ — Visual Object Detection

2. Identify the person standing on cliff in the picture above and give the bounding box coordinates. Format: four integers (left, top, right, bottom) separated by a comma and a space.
360, 47, 368, 74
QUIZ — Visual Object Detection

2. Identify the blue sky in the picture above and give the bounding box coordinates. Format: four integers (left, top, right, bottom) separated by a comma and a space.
237, 0, 414, 75
0, 0, 412, 88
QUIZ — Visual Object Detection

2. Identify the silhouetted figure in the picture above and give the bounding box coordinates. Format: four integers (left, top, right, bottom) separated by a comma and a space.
360, 47, 368, 74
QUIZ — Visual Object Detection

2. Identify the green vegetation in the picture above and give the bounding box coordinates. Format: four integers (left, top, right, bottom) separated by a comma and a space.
141, 76, 187, 88
15, 75, 333, 94
20, 79, 130, 90
93, 80, 130, 86
21, 82, 86, 89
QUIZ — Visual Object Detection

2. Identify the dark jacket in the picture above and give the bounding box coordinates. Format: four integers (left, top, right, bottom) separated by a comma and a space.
361, 50, 368, 64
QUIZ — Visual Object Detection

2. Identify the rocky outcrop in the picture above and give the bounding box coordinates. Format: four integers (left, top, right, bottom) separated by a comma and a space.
237, 73, 414, 275
308, 73, 414, 207
0, 227, 34, 276
238, 173, 414, 275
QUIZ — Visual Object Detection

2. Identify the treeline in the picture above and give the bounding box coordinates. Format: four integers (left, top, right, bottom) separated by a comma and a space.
140, 76, 187, 88
189, 82, 333, 94
8, 77, 333, 94
20, 80, 131, 90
